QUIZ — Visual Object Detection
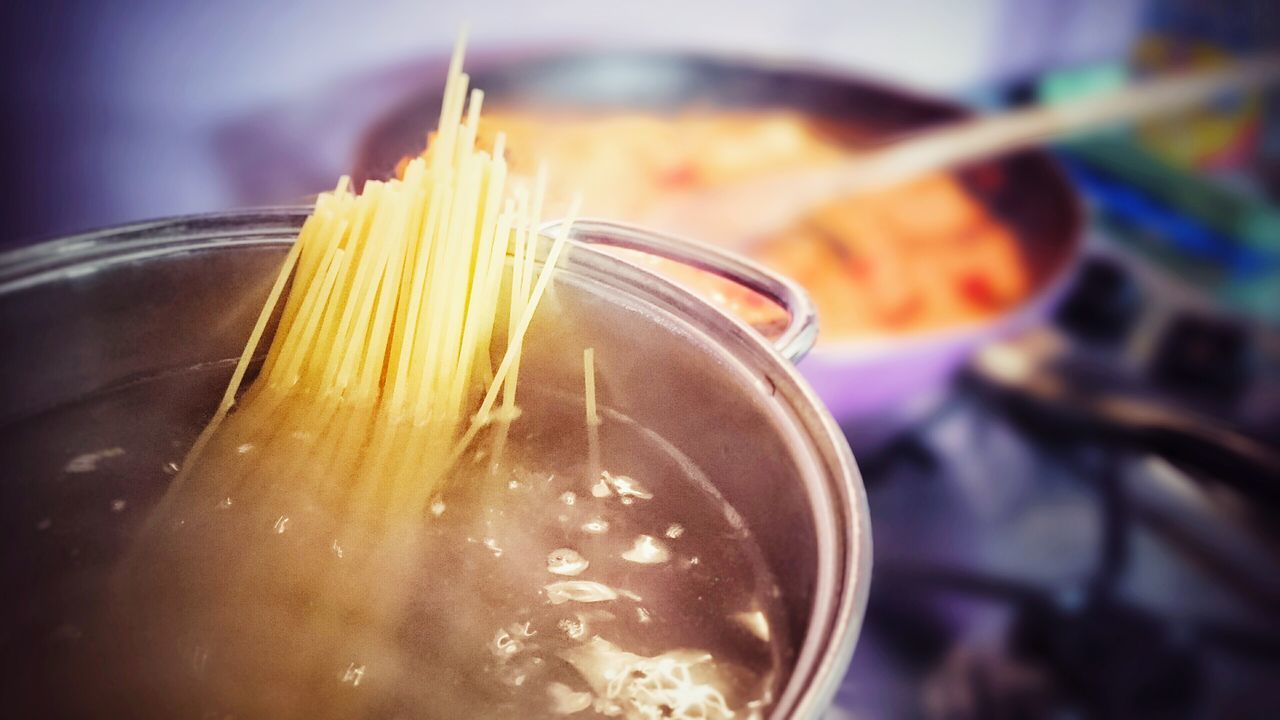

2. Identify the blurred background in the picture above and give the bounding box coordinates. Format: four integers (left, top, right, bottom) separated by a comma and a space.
0, 0, 1177, 243
3, 0, 1279, 717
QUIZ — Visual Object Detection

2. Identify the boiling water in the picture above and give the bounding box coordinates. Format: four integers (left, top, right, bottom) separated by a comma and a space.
0, 364, 790, 719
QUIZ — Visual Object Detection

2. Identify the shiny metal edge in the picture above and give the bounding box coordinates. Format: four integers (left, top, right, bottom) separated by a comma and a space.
544, 217, 820, 362
0, 207, 312, 295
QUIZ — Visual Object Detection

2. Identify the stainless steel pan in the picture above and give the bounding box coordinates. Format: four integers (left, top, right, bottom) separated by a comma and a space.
0, 210, 869, 718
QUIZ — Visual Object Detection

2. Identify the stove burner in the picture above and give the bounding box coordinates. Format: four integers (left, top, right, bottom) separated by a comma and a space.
1010, 592, 1203, 720
912, 588, 1204, 720
1150, 313, 1254, 405
836, 381, 1280, 719
1055, 257, 1142, 345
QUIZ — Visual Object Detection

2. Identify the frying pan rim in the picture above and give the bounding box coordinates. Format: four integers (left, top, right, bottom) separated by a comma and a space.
353, 48, 1085, 360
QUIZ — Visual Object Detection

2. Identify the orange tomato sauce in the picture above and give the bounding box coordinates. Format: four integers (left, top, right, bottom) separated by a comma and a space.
400, 110, 1031, 341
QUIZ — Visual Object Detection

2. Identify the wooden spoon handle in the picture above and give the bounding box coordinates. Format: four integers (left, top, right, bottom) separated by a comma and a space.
849, 55, 1280, 192
642, 56, 1280, 249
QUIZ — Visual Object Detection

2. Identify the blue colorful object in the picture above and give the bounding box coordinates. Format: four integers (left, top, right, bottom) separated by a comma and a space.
1060, 154, 1280, 277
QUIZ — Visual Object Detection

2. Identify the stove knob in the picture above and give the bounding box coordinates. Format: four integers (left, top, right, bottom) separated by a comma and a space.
1053, 257, 1141, 344
1150, 313, 1253, 404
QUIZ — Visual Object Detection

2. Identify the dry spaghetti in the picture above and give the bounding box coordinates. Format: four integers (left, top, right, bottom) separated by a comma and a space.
164, 34, 582, 523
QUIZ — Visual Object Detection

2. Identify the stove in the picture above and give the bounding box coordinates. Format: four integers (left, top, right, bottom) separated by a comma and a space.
828, 244, 1280, 719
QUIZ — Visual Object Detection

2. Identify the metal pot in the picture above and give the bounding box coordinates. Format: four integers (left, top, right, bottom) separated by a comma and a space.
354, 50, 1084, 446
0, 209, 871, 718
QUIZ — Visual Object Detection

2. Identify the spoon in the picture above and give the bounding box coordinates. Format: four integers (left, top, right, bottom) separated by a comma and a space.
640, 56, 1280, 249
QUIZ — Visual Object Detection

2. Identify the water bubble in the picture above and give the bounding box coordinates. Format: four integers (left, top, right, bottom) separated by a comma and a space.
582, 518, 610, 535
560, 491, 577, 506
603, 472, 653, 501
547, 548, 589, 576
273, 516, 289, 534
490, 628, 523, 659
341, 663, 366, 687
548, 681, 593, 714
430, 500, 446, 517
665, 523, 685, 539
622, 535, 671, 565
562, 638, 734, 720
734, 610, 771, 642
545, 581, 619, 605
502, 655, 545, 688
483, 538, 504, 557
558, 615, 588, 640
508, 479, 521, 490
64, 447, 125, 474
590, 477, 612, 498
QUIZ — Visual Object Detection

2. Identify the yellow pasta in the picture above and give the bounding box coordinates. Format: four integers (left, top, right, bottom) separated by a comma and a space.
165, 34, 581, 511
124, 36, 583, 716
